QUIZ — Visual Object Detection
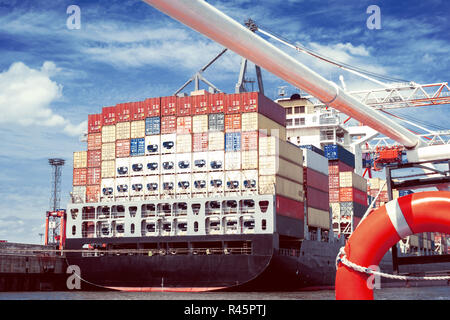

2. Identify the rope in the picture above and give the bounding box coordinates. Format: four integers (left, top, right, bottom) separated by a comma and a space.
336, 247, 450, 281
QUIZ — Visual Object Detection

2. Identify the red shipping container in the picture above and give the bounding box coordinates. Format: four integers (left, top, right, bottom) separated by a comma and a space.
88, 114, 102, 133
87, 167, 101, 185
329, 174, 339, 189
73, 168, 87, 186
192, 133, 208, 152
225, 93, 242, 114
329, 188, 339, 203
86, 185, 100, 203
161, 116, 177, 134
131, 101, 145, 121
161, 96, 177, 116
305, 168, 329, 192
339, 187, 367, 205
102, 106, 116, 125
328, 159, 354, 175
177, 96, 192, 116
177, 116, 192, 134
209, 93, 226, 113
191, 94, 209, 115
241, 92, 258, 113
224, 113, 241, 131
241, 131, 258, 151
87, 150, 101, 168
241, 92, 286, 125
144, 97, 161, 117
87, 133, 102, 150
116, 139, 130, 158
305, 186, 329, 211
116, 103, 131, 122
276, 195, 304, 220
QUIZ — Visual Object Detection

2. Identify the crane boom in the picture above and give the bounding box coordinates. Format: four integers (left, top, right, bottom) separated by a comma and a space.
142, 0, 423, 150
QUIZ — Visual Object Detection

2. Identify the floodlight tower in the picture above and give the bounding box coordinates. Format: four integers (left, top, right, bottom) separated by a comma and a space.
46, 158, 65, 245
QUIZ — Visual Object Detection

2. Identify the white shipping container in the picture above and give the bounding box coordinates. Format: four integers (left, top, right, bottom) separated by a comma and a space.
130, 120, 145, 138
208, 150, 225, 171
192, 115, 208, 133
145, 155, 160, 175
145, 135, 161, 155
339, 171, 367, 191
101, 160, 115, 179
176, 134, 192, 153
208, 171, 224, 195
116, 121, 130, 140
72, 186, 86, 203
241, 150, 258, 169
161, 133, 177, 154
225, 151, 241, 171
115, 177, 130, 198
130, 156, 146, 176
176, 153, 192, 174
192, 152, 208, 172
241, 170, 258, 192
73, 151, 87, 168
330, 202, 340, 220
208, 131, 224, 151
259, 175, 304, 202
100, 178, 115, 200
161, 153, 176, 174
160, 174, 176, 196
176, 173, 192, 194
115, 158, 130, 178
101, 142, 115, 161
192, 172, 208, 193
241, 112, 258, 131
259, 136, 302, 164
130, 176, 146, 196
225, 170, 241, 192
303, 149, 328, 176
307, 207, 330, 229
145, 175, 160, 196
102, 125, 116, 143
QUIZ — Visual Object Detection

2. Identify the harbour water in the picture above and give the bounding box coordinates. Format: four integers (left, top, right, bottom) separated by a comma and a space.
0, 286, 449, 300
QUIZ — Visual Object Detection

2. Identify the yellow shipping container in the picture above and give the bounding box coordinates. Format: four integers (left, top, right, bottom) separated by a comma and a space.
102, 125, 116, 143
307, 207, 330, 229
73, 151, 87, 168
241, 150, 258, 169
192, 115, 208, 133
130, 120, 145, 139
259, 175, 304, 202
259, 136, 302, 165
258, 156, 303, 184
101, 160, 115, 178
241, 113, 286, 140
102, 143, 116, 161
339, 171, 367, 191
176, 134, 192, 153
116, 122, 130, 140
208, 131, 224, 150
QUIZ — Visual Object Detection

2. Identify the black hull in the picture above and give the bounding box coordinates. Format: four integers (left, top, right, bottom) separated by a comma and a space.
65, 234, 342, 291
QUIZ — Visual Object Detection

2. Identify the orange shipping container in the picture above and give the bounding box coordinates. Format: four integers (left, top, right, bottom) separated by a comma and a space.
225, 93, 242, 114
144, 97, 161, 117
241, 131, 258, 151
224, 114, 241, 131
87, 167, 101, 185
177, 116, 192, 134
116, 139, 130, 158
161, 116, 177, 134
209, 93, 226, 113
87, 150, 101, 168
86, 185, 100, 203
177, 96, 192, 116
193, 133, 208, 152
73, 168, 87, 186
87, 133, 102, 150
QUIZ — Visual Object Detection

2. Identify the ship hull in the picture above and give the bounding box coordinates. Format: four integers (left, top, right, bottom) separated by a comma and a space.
64, 234, 342, 291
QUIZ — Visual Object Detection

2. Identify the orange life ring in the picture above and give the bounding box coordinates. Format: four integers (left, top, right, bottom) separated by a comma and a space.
335, 191, 450, 300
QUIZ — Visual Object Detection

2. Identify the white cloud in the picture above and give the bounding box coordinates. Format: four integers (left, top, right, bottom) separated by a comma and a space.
0, 61, 86, 136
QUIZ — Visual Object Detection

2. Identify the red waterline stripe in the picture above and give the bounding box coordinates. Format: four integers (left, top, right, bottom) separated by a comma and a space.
106, 286, 226, 293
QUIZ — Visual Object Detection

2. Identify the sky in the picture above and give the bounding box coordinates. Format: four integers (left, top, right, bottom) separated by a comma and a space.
0, 0, 449, 244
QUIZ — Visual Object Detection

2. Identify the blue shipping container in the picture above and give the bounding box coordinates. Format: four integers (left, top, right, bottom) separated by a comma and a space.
298, 144, 324, 156
145, 117, 160, 135
399, 190, 414, 197
225, 132, 241, 151
324, 144, 355, 168
130, 138, 145, 156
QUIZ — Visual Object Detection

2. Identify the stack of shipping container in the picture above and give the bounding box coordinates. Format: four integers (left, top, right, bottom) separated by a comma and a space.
324, 144, 368, 238
299, 145, 331, 239
73, 92, 305, 227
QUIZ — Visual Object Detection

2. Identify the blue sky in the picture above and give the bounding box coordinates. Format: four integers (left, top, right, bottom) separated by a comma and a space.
0, 0, 449, 243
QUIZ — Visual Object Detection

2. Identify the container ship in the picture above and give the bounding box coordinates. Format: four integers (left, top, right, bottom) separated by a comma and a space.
64, 89, 449, 291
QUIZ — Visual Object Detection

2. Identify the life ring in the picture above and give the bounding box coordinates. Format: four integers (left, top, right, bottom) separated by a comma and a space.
335, 191, 450, 300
